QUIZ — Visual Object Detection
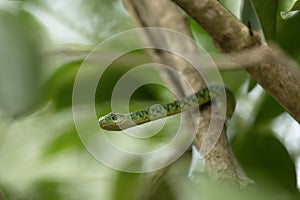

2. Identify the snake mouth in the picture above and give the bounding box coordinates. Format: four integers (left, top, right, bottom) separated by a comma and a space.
102, 125, 122, 131
99, 121, 122, 131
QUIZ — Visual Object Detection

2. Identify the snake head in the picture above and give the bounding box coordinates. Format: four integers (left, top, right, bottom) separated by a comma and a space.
99, 112, 131, 131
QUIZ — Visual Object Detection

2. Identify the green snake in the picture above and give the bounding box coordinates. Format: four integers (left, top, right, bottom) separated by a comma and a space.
99, 84, 235, 131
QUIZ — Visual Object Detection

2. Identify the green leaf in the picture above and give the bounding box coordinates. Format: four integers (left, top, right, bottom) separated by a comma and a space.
44, 61, 82, 109
242, 0, 278, 40
15, 10, 49, 46
221, 70, 248, 93
254, 91, 285, 125
0, 10, 42, 116
241, 0, 263, 31
112, 172, 141, 200
46, 53, 165, 110
241, 0, 300, 65
112, 153, 191, 200
95, 51, 167, 105
252, 0, 279, 40
281, 10, 300, 20
0, 184, 7, 200
30, 179, 63, 200
276, 11, 300, 63
281, 0, 300, 19
43, 126, 83, 156
242, 0, 300, 65
290, 0, 300, 10
280, 0, 300, 20
218, 0, 243, 18
232, 129, 298, 196
247, 75, 257, 92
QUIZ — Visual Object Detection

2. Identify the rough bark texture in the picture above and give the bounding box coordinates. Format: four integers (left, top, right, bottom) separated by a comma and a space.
196, 105, 240, 185
171, 0, 300, 123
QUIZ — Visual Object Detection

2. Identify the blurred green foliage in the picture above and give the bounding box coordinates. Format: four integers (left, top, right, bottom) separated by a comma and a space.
233, 130, 298, 196
0, 10, 42, 116
0, 0, 299, 200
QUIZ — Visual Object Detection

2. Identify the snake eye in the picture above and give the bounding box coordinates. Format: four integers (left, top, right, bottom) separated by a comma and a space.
111, 113, 117, 120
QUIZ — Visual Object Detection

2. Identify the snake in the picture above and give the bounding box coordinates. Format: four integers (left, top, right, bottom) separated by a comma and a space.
99, 84, 235, 131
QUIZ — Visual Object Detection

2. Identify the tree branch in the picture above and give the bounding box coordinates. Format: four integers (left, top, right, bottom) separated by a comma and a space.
171, 0, 300, 123
121, 1, 248, 198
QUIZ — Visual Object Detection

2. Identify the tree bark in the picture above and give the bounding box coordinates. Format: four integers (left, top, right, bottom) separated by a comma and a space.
171, 0, 300, 123
121, 1, 245, 199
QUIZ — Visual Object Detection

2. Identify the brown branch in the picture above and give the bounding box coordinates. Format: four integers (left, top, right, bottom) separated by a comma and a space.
121, 0, 249, 197
171, 0, 300, 123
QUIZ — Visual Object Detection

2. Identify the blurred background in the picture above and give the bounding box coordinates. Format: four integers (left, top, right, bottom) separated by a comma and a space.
0, 0, 299, 199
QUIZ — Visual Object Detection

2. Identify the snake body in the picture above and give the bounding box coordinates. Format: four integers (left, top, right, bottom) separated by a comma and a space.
99, 84, 235, 131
